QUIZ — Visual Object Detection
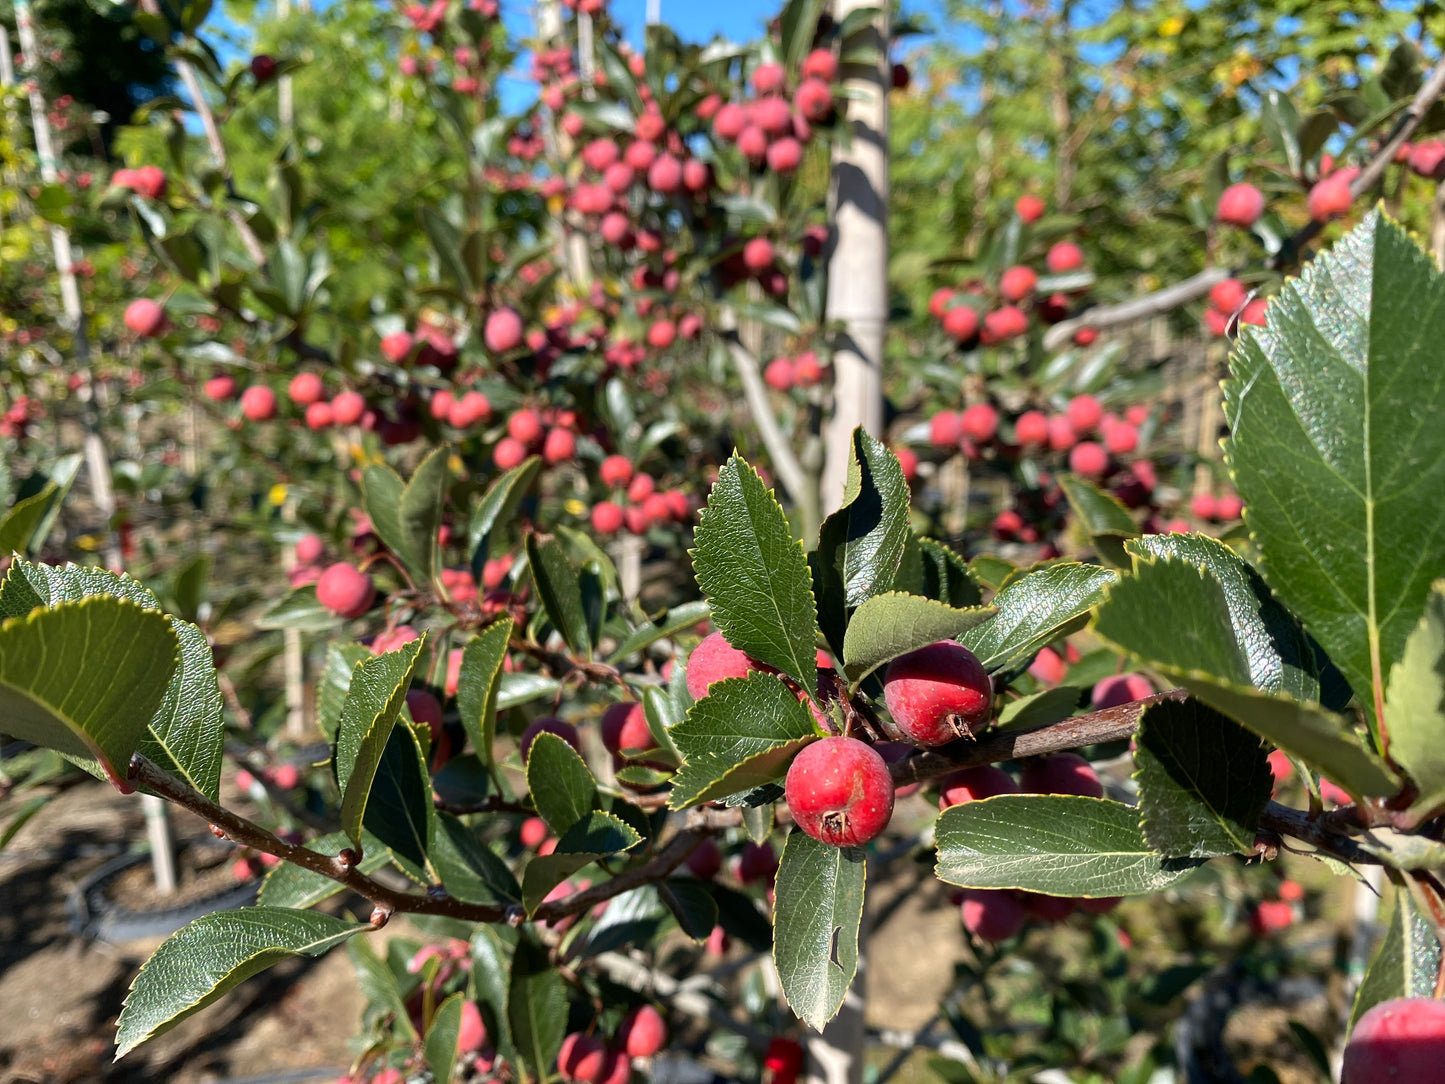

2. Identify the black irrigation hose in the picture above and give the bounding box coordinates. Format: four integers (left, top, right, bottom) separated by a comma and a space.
66, 849, 259, 943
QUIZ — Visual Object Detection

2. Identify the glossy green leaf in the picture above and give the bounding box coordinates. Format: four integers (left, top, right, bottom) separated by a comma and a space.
607, 599, 711, 663
256, 585, 337, 631
1351, 886, 1442, 1033
349, 937, 415, 1041
336, 636, 426, 848
508, 932, 566, 1083
468, 457, 542, 572
115, 908, 362, 1057
1095, 554, 1398, 798
692, 455, 818, 689
456, 617, 513, 766
658, 878, 719, 942
917, 538, 984, 609
525, 731, 598, 836
1386, 581, 1445, 820
959, 562, 1117, 672
1223, 212, 1445, 732
470, 926, 515, 1060
669, 673, 819, 809
773, 831, 866, 1031
841, 592, 995, 688
527, 534, 592, 657
257, 830, 390, 909
997, 686, 1080, 730
423, 992, 464, 1084
364, 447, 450, 586
935, 796, 1203, 897
136, 616, 225, 800
0, 485, 56, 554
813, 429, 912, 655
364, 722, 438, 881
0, 598, 178, 788
1134, 697, 1273, 857
317, 643, 371, 741
642, 685, 684, 763
1060, 474, 1139, 567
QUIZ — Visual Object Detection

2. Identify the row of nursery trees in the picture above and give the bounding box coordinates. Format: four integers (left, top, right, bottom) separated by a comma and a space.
4, 0, 1445, 1080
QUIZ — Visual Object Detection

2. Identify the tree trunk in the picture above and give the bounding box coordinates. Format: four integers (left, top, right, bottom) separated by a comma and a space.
821, 0, 890, 516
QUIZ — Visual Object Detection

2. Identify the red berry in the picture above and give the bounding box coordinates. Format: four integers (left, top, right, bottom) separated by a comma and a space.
124, 298, 166, 337
493, 437, 527, 470
543, 427, 576, 465
960, 403, 998, 443
599, 454, 633, 488
785, 737, 895, 847
591, 501, 624, 534
295, 533, 324, 565
1343, 998, 1445, 1083
520, 817, 548, 848
1015, 195, 1045, 222
380, 330, 413, 363
1028, 646, 1066, 684
600, 701, 653, 756
1307, 173, 1353, 222
1015, 410, 1048, 447
1068, 441, 1108, 477
618, 1004, 667, 1058
316, 563, 375, 618
1209, 278, 1247, 314
1020, 752, 1103, 798
288, 372, 323, 406
1046, 241, 1084, 273
942, 304, 979, 342
929, 410, 963, 448
736, 840, 778, 884
204, 374, 236, 401
457, 1000, 487, 1053
1216, 182, 1265, 227
1065, 394, 1103, 434
484, 307, 524, 353
330, 391, 365, 426
685, 837, 722, 880
685, 632, 755, 699
938, 765, 1017, 810
960, 889, 1026, 941
519, 717, 580, 762
999, 265, 1038, 302
250, 54, 278, 83
742, 237, 774, 271
882, 641, 993, 747
1091, 673, 1153, 709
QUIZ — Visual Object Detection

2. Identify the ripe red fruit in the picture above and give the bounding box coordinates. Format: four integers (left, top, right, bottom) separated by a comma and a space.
250, 54, 278, 83
295, 533, 324, 565
240, 385, 278, 421
543, 427, 576, 465
1343, 997, 1445, 1083
960, 889, 1026, 942
929, 410, 963, 448
982, 306, 1028, 342
737, 124, 768, 160
1091, 673, 1153, 709
648, 153, 683, 193
1209, 278, 1247, 314
1103, 421, 1138, 455
1240, 298, 1268, 326
520, 816, 549, 849
1072, 326, 1098, 346
1046, 241, 1085, 273
685, 837, 723, 880
519, 716, 581, 762
942, 304, 979, 341
1190, 493, 1217, 520
1015, 409, 1048, 447
999, 265, 1038, 302
591, 501, 623, 534
124, 298, 166, 337
802, 48, 838, 81
883, 641, 993, 746
764, 357, 795, 391
559, 1033, 607, 1082
457, 1000, 487, 1053
960, 403, 998, 443
305, 401, 333, 429
795, 78, 833, 122
742, 237, 774, 271
316, 562, 375, 618
713, 102, 747, 141
330, 391, 365, 426
1047, 413, 1078, 451
484, 307, 524, 353
646, 318, 676, 349
685, 631, 755, 699
1014, 194, 1045, 223
597, 1050, 631, 1084
895, 446, 919, 482
626, 472, 655, 503
1215, 494, 1243, 520
1307, 174, 1353, 222
751, 61, 785, 94
1068, 441, 1108, 477
508, 409, 543, 445
600, 701, 653, 756
599, 455, 633, 488
380, 330, 413, 363
938, 764, 1017, 810
681, 159, 710, 193
493, 437, 527, 470
618, 1004, 667, 1058
766, 137, 803, 173
1410, 139, 1445, 179
1065, 394, 1103, 433
785, 737, 895, 847
929, 287, 956, 319
1251, 899, 1295, 936
1216, 182, 1265, 227
204, 374, 236, 401
736, 840, 778, 884
1024, 892, 1075, 922
1020, 752, 1103, 798
1028, 646, 1066, 684
792, 351, 823, 387
288, 372, 323, 407
452, 390, 491, 427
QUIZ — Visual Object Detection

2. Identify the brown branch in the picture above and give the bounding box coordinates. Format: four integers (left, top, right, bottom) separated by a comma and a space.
1041, 267, 1232, 351
887, 688, 1185, 787
128, 753, 706, 926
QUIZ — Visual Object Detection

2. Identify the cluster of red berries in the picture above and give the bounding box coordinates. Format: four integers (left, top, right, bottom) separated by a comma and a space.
590, 457, 693, 537
762, 350, 828, 392
708, 50, 839, 175
557, 1004, 666, 1083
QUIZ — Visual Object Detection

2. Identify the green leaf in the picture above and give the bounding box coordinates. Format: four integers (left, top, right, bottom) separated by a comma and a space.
968, 554, 1018, 592
468, 457, 542, 572
557, 809, 641, 856
997, 686, 1080, 730
642, 685, 684, 763
1126, 533, 1333, 702
669, 673, 818, 809
917, 538, 984, 608
256, 585, 337, 631
0, 558, 158, 618
363, 722, 437, 881
0, 485, 56, 554
423, 992, 464, 1084
780, 0, 827, 71
1134, 698, 1273, 858
658, 878, 719, 941
349, 937, 415, 1041
959, 562, 1117, 672
137, 617, 225, 800
115, 907, 362, 1057
456, 617, 513, 767
1223, 212, 1445, 732
692, 455, 818, 689
1095, 554, 1398, 798
773, 831, 866, 1031
1059, 474, 1139, 568
336, 636, 426, 848
317, 643, 372, 740
607, 599, 711, 663
508, 932, 566, 1083
470, 926, 515, 1060
257, 830, 391, 909
521, 852, 599, 916
525, 731, 598, 836
170, 554, 210, 623
1387, 582, 1445, 820
1351, 886, 1442, 1033
364, 447, 451, 587
934, 796, 1204, 897
497, 672, 561, 711
527, 534, 592, 657
0, 598, 178, 788
841, 592, 995, 688
813, 430, 912, 655
421, 208, 474, 293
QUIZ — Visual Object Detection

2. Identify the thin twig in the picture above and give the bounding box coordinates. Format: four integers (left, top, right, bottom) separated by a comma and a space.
717, 313, 810, 510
